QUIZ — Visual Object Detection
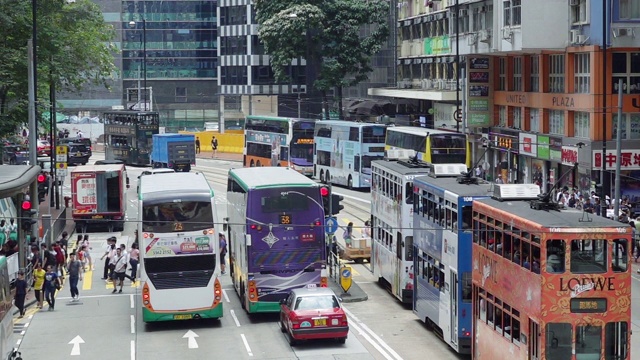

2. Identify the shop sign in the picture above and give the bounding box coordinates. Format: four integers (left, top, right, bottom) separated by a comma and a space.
519, 133, 537, 157
561, 146, 579, 166
549, 137, 562, 162
466, 56, 492, 127
537, 136, 550, 160
493, 133, 518, 153
593, 150, 640, 170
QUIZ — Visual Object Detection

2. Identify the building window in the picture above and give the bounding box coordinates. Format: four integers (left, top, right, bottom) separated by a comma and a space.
574, 112, 590, 138
530, 55, 539, 92
530, 108, 540, 132
503, 0, 521, 27
513, 57, 522, 91
612, 113, 640, 140
499, 57, 506, 91
499, 106, 507, 127
571, 0, 589, 24
472, 4, 493, 32
175, 87, 187, 102
620, 0, 640, 20
549, 110, 565, 135
453, 8, 470, 34
549, 54, 565, 93
512, 107, 522, 129
573, 53, 590, 94
611, 52, 640, 94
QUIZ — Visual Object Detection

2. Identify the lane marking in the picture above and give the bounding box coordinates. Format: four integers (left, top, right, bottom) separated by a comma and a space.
130, 315, 135, 334
130, 294, 134, 309
230, 309, 241, 327
343, 307, 403, 360
348, 320, 394, 360
131, 340, 135, 360
334, 191, 371, 204
16, 339, 21, 346
240, 334, 253, 357
222, 289, 230, 303
82, 270, 93, 290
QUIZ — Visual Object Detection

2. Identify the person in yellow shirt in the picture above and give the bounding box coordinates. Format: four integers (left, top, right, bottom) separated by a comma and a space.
33, 263, 46, 309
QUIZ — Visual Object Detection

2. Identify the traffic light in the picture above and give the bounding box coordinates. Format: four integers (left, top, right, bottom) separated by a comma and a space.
20, 200, 37, 232
594, 183, 603, 199
37, 173, 49, 203
320, 185, 330, 216
330, 194, 344, 215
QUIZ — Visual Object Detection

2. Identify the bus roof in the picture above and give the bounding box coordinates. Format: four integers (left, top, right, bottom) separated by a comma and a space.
139, 172, 212, 197
316, 120, 385, 128
246, 115, 316, 123
387, 126, 461, 136
70, 164, 124, 173
229, 167, 319, 190
414, 175, 493, 197
474, 198, 624, 228
372, 159, 432, 177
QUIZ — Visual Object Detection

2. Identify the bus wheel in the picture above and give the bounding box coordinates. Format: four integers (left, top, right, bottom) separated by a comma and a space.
250, 160, 255, 167
240, 282, 246, 310
348, 176, 353, 189
326, 171, 331, 183
320, 170, 325, 183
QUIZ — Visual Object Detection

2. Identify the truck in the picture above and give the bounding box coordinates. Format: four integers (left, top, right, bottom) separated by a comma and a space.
150, 133, 196, 172
338, 236, 371, 264
70, 164, 129, 233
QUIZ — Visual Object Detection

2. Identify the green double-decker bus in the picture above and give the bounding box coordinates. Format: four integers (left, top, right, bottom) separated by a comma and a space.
103, 111, 159, 166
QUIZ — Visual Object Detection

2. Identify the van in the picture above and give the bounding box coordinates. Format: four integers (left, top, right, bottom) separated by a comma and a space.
67, 143, 91, 165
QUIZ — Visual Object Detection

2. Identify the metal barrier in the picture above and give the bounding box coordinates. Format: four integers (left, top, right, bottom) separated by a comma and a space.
328, 251, 341, 282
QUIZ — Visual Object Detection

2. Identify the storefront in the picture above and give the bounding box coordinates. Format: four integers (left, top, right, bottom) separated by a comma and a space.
490, 129, 519, 183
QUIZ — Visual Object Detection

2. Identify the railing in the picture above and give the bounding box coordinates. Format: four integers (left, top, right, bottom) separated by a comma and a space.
328, 251, 341, 283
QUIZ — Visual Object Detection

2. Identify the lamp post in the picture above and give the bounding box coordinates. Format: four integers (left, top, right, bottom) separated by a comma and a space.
455, 0, 460, 133
600, 0, 607, 218
129, 19, 147, 111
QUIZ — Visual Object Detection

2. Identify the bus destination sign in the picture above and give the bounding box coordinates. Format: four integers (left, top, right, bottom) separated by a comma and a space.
570, 298, 607, 313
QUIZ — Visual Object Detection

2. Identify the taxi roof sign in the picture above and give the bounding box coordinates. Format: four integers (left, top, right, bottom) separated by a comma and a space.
306, 284, 317, 289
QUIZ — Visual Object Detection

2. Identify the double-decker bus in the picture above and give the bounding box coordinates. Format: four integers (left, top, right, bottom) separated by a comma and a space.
412, 173, 492, 354
244, 115, 316, 175
138, 172, 222, 322
472, 184, 631, 360
227, 167, 327, 313
385, 126, 471, 167
313, 120, 387, 189
370, 157, 434, 303
103, 111, 159, 166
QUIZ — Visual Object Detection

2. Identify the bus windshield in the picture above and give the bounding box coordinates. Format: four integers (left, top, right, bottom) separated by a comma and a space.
362, 155, 384, 170
430, 134, 467, 163
363, 126, 386, 143
250, 188, 322, 222
142, 200, 213, 233
290, 144, 313, 164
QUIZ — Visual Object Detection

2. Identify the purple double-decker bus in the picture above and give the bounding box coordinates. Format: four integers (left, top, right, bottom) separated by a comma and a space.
227, 167, 328, 313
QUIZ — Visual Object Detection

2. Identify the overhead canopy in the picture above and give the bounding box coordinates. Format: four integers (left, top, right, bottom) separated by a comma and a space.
0, 165, 42, 198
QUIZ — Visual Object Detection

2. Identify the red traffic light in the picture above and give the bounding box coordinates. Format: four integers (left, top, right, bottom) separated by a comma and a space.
320, 187, 329, 197
21, 200, 32, 211
37, 174, 46, 183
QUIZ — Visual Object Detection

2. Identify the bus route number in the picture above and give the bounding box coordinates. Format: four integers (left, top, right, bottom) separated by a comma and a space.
281, 192, 289, 196
464, 197, 473, 202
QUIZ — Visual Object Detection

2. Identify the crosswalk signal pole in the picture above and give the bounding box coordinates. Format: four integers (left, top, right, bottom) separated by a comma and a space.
328, 183, 332, 217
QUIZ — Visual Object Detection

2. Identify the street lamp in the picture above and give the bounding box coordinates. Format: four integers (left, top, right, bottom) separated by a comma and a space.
129, 19, 147, 111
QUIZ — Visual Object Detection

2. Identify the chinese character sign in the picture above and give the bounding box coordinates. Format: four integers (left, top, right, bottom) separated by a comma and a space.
593, 150, 640, 170
77, 178, 97, 205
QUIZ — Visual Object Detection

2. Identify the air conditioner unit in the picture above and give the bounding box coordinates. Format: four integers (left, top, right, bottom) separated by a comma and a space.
569, 0, 580, 6
479, 29, 491, 42
613, 28, 634, 38
502, 28, 513, 41
570, 29, 581, 44
468, 33, 478, 46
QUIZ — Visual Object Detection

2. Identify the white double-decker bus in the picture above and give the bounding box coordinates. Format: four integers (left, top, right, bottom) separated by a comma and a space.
138, 172, 222, 322
313, 121, 386, 189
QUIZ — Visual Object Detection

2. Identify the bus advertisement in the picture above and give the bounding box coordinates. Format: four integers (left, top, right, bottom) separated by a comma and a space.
370, 159, 432, 303
471, 184, 631, 360
138, 172, 222, 322
412, 175, 492, 354
313, 120, 386, 189
244, 115, 316, 176
385, 126, 471, 167
227, 167, 327, 313
103, 111, 159, 166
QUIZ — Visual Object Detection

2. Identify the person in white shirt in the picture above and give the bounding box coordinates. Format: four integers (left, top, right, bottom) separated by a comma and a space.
77, 130, 83, 138
101, 237, 117, 280
118, 244, 134, 282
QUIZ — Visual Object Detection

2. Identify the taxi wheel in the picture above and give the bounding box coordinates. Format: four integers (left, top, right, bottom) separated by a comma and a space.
278, 318, 286, 333
287, 332, 297, 346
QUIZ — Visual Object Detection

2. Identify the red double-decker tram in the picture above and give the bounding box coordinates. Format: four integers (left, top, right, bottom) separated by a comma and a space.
471, 184, 631, 360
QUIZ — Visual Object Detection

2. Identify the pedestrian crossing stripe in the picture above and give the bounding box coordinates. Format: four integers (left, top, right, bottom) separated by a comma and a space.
82, 270, 92, 290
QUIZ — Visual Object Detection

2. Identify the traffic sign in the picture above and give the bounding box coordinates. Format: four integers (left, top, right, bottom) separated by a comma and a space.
56, 145, 68, 155
56, 154, 67, 163
56, 168, 68, 177
340, 265, 352, 293
454, 109, 462, 122
56, 162, 68, 169
325, 216, 338, 234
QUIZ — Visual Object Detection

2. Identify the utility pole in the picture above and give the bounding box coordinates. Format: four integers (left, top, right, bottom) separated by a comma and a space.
600, 0, 608, 218
454, 0, 460, 133
614, 79, 623, 219
28, 40, 39, 238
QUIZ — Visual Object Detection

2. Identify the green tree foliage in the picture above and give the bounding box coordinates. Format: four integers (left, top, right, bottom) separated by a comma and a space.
0, 0, 116, 138
255, 0, 389, 119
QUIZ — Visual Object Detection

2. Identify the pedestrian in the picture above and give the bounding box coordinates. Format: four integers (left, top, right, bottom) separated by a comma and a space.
101, 237, 116, 280
75, 234, 83, 249
119, 244, 134, 282
14, 270, 28, 318
111, 247, 127, 294
129, 243, 140, 280
30, 245, 41, 270
77, 130, 83, 138
41, 243, 57, 273
59, 231, 69, 258
33, 263, 45, 309
219, 232, 227, 274
211, 136, 218, 158
195, 137, 201, 154
43, 265, 60, 311
53, 241, 66, 278
66, 252, 83, 302
330, 235, 338, 263
7, 219, 17, 241
343, 222, 354, 248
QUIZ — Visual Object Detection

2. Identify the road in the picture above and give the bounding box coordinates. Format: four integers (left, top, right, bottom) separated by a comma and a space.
13, 154, 640, 359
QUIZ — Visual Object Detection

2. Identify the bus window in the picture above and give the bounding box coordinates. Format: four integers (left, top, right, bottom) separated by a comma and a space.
404, 236, 413, 261
461, 272, 471, 302
546, 323, 572, 360
611, 239, 628, 272
396, 231, 402, 259
461, 206, 472, 231
317, 150, 331, 166
570, 239, 607, 274
576, 324, 602, 359
605, 322, 628, 360
349, 127, 359, 141
354, 156, 360, 172
546, 240, 566, 274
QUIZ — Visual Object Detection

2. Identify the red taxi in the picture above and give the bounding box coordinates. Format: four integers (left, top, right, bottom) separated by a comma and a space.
279, 285, 348, 346
37, 139, 51, 156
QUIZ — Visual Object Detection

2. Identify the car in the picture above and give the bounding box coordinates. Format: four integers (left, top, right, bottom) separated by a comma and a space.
37, 139, 52, 156
1, 145, 29, 165
139, 168, 175, 177
66, 143, 91, 165
58, 137, 92, 157
279, 285, 348, 346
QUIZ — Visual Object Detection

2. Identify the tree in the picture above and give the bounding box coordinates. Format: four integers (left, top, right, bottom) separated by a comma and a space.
255, 0, 389, 119
0, 0, 116, 138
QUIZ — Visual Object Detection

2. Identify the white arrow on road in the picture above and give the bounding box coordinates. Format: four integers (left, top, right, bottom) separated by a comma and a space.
68, 335, 85, 356
183, 330, 199, 349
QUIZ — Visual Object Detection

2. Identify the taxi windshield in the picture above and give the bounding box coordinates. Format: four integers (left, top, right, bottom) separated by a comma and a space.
294, 295, 339, 310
